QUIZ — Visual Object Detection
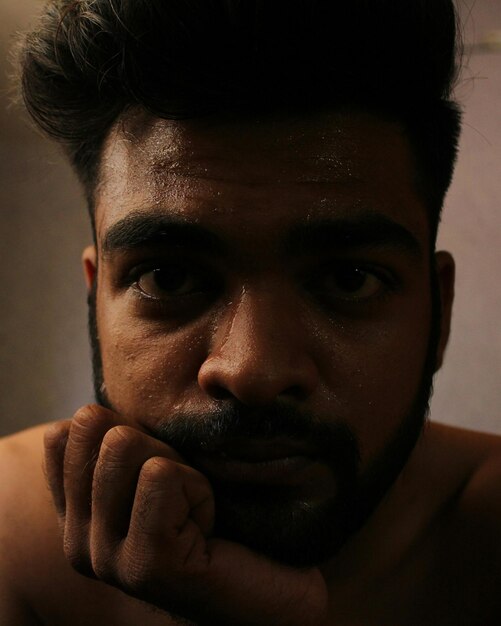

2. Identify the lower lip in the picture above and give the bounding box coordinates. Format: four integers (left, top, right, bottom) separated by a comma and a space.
191, 453, 318, 485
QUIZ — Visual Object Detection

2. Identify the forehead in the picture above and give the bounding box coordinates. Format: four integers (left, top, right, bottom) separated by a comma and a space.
95, 109, 428, 247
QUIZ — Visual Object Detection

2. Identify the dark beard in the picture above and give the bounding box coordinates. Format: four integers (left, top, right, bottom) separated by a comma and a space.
87, 267, 441, 567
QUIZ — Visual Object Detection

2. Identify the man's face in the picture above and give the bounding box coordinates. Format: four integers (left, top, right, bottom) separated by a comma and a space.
84, 110, 452, 566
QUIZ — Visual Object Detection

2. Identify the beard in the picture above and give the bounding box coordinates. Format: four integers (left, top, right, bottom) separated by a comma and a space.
87, 268, 441, 567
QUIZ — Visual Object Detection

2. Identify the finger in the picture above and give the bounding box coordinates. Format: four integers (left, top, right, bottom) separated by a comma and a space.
63, 404, 122, 574
44, 420, 71, 520
64, 405, 121, 520
130, 456, 215, 543
116, 457, 214, 594
119, 461, 325, 626
90, 426, 186, 573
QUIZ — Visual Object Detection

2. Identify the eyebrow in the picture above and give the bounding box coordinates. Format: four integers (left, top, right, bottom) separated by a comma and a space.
101, 212, 228, 257
285, 214, 422, 258
101, 210, 422, 261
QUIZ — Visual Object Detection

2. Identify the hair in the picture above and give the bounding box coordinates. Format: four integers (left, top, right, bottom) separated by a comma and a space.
19, 0, 462, 240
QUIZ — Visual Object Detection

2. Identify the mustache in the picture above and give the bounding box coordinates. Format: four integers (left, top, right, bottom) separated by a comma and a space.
148, 401, 361, 472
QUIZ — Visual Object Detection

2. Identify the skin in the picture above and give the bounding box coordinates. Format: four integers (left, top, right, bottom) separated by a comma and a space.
1, 109, 501, 625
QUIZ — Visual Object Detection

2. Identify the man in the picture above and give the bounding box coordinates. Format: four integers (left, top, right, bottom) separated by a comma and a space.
1, 0, 500, 624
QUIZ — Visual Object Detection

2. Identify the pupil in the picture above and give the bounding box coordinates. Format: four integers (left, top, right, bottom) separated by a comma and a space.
153, 267, 188, 292
336, 267, 366, 292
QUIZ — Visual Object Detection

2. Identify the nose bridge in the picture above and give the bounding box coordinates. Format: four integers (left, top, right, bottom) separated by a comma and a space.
197, 284, 319, 404
224, 285, 293, 357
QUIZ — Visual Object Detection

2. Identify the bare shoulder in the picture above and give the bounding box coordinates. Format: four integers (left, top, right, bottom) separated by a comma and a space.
422, 423, 501, 621
0, 423, 54, 545
0, 422, 49, 468
429, 420, 501, 483
406, 421, 501, 562
0, 424, 55, 625
446, 424, 501, 520
426, 421, 501, 510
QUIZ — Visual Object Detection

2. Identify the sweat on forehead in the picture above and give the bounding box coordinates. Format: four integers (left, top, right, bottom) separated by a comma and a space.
98, 108, 412, 192
93, 107, 429, 250
99, 109, 183, 180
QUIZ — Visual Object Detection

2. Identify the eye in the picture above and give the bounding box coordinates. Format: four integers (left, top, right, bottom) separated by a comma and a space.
311, 262, 391, 301
134, 265, 203, 300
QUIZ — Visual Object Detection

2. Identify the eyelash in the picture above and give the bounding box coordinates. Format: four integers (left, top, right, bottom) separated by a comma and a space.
126, 261, 221, 310
301, 266, 398, 315
123, 259, 400, 314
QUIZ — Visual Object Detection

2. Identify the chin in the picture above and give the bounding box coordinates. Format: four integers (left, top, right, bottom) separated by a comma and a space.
211, 481, 359, 567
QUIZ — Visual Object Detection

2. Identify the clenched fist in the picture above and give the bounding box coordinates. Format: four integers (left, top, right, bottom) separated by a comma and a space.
44, 405, 328, 625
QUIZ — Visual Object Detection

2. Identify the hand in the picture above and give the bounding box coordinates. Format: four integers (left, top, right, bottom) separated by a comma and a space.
44, 405, 328, 626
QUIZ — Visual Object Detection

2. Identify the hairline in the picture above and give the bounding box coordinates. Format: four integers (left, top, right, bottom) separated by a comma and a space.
86, 104, 440, 248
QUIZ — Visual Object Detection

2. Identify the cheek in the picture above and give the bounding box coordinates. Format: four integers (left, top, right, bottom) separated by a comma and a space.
97, 273, 433, 465
314, 293, 432, 463
98, 302, 211, 421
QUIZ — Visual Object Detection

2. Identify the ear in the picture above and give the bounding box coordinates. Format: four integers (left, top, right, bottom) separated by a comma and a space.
82, 245, 97, 292
434, 251, 455, 371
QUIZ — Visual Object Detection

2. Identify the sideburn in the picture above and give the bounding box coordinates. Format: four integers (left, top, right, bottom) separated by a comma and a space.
88, 278, 109, 407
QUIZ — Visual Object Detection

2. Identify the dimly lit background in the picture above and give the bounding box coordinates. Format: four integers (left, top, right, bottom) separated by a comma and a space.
1, 1, 500, 437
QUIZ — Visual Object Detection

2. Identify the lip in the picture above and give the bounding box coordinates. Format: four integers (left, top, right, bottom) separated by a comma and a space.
188, 438, 324, 485
198, 437, 319, 460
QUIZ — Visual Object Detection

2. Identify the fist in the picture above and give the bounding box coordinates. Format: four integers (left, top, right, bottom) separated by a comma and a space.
44, 405, 328, 625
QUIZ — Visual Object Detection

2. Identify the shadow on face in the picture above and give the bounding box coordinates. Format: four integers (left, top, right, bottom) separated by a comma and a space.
82, 109, 454, 565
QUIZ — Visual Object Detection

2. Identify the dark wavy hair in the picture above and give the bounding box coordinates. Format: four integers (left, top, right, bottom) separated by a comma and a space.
19, 0, 462, 239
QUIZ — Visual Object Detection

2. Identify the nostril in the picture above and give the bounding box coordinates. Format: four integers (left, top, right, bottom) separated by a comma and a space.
203, 382, 233, 401
197, 332, 320, 405
283, 384, 310, 402
198, 359, 318, 405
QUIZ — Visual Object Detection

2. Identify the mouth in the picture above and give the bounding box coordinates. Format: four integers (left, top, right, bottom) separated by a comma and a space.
187, 438, 333, 487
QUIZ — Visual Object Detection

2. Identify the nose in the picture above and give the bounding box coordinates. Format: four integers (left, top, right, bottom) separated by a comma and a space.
198, 287, 319, 405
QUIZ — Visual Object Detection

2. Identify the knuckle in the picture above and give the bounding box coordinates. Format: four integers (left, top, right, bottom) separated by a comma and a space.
133, 490, 171, 537
70, 407, 108, 444
134, 459, 183, 523
100, 425, 140, 459
140, 456, 176, 484
44, 420, 70, 451
73, 404, 106, 427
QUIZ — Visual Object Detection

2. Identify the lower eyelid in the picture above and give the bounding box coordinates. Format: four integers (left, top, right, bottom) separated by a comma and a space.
129, 273, 224, 313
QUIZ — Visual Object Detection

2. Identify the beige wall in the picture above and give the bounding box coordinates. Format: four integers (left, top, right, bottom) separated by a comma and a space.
0, 3, 92, 436
432, 0, 501, 433
0, 1, 500, 437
